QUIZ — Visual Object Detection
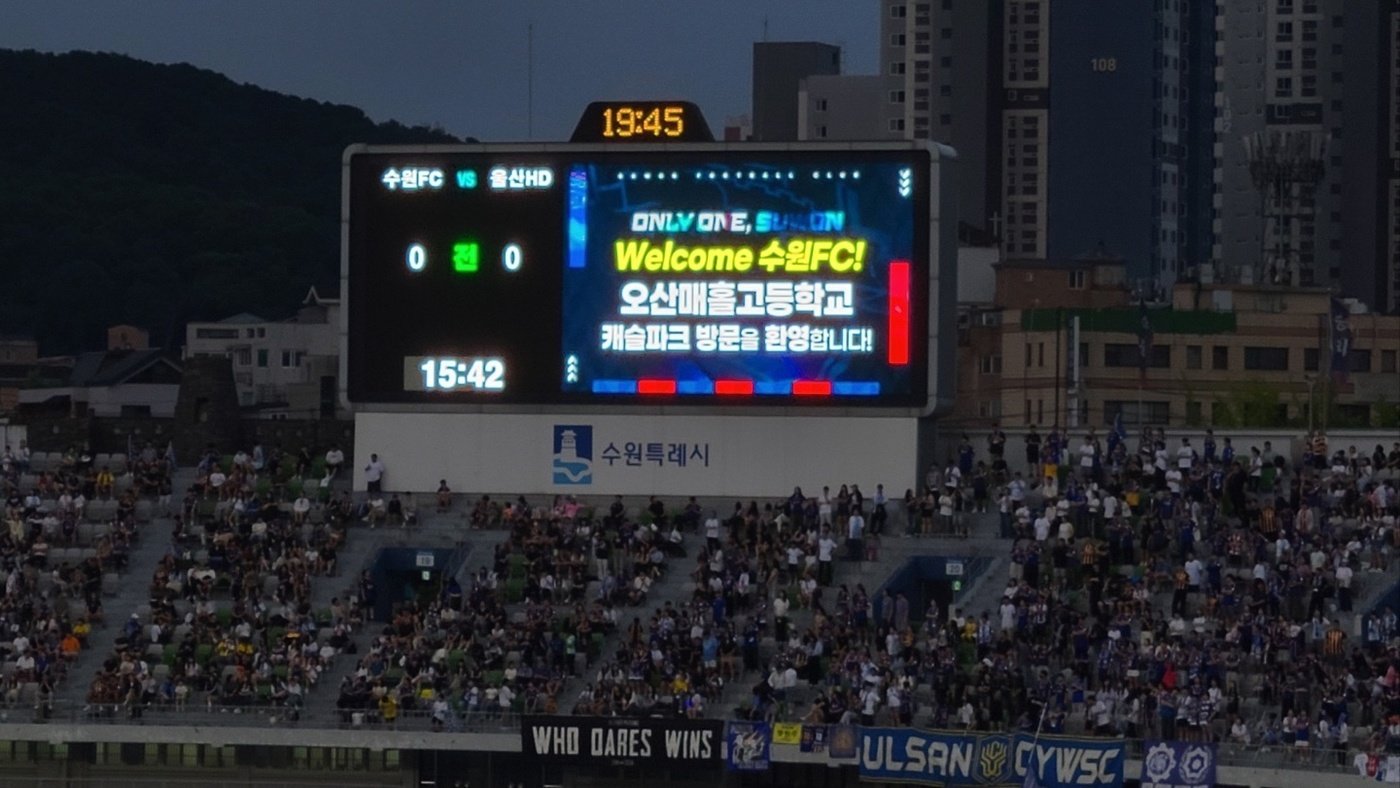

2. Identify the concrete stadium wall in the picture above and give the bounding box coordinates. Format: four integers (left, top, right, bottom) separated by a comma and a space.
352, 411, 919, 498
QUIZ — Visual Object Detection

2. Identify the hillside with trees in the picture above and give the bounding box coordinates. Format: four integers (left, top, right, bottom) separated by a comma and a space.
0, 49, 460, 354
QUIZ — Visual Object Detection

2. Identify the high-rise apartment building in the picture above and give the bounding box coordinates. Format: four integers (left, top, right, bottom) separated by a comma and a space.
879, 0, 1208, 287
775, 1, 1396, 309
751, 42, 842, 142
1213, 0, 1398, 309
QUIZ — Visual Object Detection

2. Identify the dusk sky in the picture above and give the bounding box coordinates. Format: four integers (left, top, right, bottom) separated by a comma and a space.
0, 1, 878, 141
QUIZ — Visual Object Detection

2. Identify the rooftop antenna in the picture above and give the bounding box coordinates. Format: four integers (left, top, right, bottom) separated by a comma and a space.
527, 22, 535, 140
762, 16, 769, 41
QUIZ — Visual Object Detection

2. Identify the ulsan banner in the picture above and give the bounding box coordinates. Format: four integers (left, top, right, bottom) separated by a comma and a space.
858, 728, 1124, 787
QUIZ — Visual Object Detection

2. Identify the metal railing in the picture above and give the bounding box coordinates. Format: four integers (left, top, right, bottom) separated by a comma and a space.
0, 698, 1378, 775
0, 698, 522, 733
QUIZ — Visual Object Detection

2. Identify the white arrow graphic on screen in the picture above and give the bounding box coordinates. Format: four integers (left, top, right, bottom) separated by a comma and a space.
897, 168, 913, 198
565, 355, 579, 384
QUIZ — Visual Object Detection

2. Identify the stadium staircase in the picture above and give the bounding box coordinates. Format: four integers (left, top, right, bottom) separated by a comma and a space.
52, 467, 198, 709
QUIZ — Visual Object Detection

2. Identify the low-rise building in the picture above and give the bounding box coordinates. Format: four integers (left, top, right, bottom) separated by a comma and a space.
17, 349, 182, 417
183, 287, 340, 419
953, 257, 1400, 430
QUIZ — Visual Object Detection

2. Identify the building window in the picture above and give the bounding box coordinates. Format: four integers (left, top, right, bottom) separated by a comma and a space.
1212, 346, 1229, 370
245, 328, 255, 338
1025, 343, 1033, 367
890, 34, 906, 46
888, 118, 906, 132
1186, 345, 1202, 370
1104, 343, 1170, 368
889, 62, 906, 75
256, 349, 269, 368
236, 349, 251, 367
1348, 349, 1372, 373
257, 328, 266, 338
817, 126, 828, 138
1243, 346, 1289, 371
281, 350, 294, 368
1304, 347, 1319, 372
1037, 342, 1045, 367
1382, 350, 1397, 374
1185, 400, 1203, 425
1079, 342, 1089, 369
978, 400, 1001, 419
195, 328, 240, 340
816, 99, 828, 111
1068, 270, 1086, 289
891, 3, 906, 16
889, 90, 906, 103
1104, 400, 1170, 426
979, 354, 1003, 374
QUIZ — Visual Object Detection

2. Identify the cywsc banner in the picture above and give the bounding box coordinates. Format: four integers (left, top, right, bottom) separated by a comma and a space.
858, 728, 1124, 787
1141, 741, 1215, 788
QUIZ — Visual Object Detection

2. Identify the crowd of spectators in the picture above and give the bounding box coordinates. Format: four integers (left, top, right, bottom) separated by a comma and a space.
86, 444, 355, 717
745, 427, 1400, 770
336, 493, 673, 728
0, 441, 170, 709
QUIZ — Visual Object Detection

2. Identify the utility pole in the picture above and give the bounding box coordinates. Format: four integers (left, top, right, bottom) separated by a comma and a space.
526, 23, 535, 140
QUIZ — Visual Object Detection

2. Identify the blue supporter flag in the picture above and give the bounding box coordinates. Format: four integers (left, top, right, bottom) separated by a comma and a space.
1329, 296, 1351, 383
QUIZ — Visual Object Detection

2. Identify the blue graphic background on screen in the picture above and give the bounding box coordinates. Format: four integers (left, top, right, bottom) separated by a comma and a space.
560, 159, 915, 394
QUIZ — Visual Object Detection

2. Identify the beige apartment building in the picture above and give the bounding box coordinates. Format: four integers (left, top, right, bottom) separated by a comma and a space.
954, 256, 1400, 429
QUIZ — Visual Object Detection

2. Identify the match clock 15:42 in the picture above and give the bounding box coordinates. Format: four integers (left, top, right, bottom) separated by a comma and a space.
405, 356, 506, 392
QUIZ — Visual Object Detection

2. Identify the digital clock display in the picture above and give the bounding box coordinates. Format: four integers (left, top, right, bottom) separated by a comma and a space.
570, 101, 713, 143
405, 357, 506, 392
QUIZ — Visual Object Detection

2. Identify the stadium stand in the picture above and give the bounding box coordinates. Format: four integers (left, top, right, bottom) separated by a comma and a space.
1, 430, 1395, 775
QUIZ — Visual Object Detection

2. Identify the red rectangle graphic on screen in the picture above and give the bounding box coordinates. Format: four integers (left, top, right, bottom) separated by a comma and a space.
888, 260, 911, 366
714, 379, 755, 396
636, 379, 677, 395
791, 380, 832, 396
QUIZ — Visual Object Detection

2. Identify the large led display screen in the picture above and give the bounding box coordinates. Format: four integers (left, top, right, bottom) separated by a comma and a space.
344, 146, 932, 408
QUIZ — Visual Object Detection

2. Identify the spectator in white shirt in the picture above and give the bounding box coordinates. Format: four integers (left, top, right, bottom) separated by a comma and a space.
325, 446, 345, 479
292, 494, 311, 524
1177, 438, 1195, 470
363, 453, 385, 494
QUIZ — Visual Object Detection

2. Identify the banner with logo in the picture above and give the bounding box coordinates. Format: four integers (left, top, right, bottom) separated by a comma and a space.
857, 728, 1124, 787
801, 724, 828, 753
522, 715, 722, 768
1141, 741, 1215, 788
772, 722, 803, 746
726, 721, 771, 771
829, 724, 858, 759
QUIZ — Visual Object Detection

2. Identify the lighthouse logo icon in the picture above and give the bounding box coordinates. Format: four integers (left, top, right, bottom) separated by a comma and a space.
552, 425, 593, 485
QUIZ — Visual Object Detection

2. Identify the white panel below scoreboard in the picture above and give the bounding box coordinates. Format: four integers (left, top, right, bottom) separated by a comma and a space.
352, 412, 917, 498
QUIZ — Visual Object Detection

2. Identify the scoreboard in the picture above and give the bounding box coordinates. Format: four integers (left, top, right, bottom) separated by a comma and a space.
342, 142, 944, 412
